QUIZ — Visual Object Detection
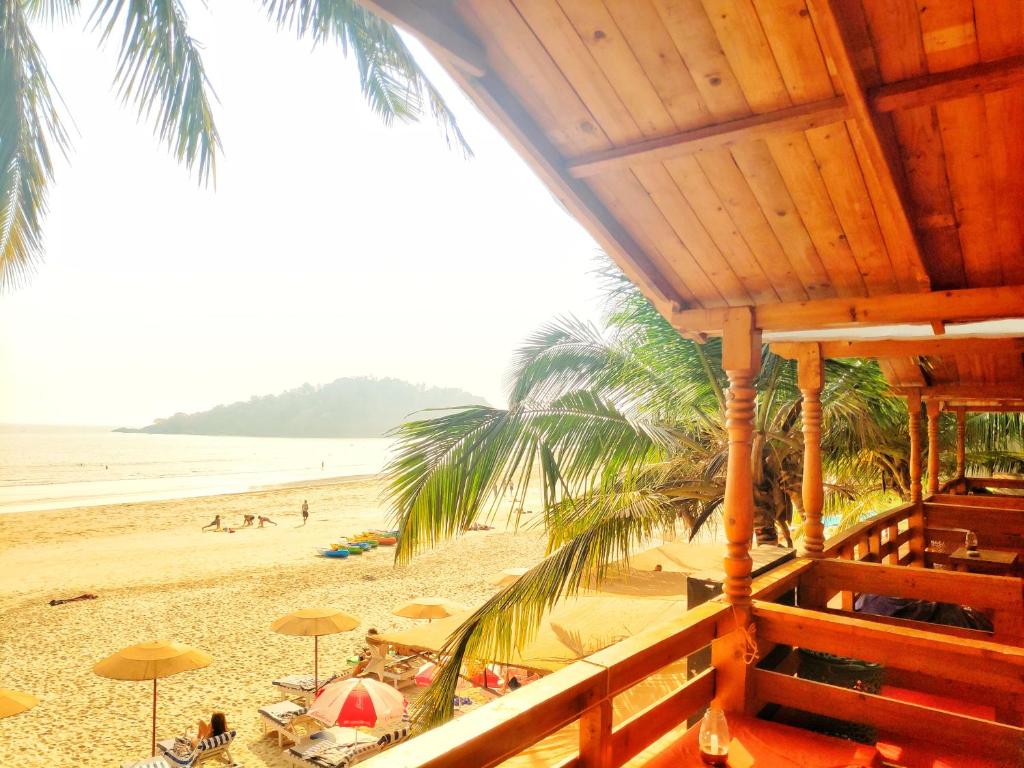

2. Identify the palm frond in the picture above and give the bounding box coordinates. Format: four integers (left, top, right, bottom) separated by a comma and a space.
91, 0, 220, 183
260, 0, 471, 156
25, 0, 79, 23
0, 0, 69, 288
413, 488, 675, 727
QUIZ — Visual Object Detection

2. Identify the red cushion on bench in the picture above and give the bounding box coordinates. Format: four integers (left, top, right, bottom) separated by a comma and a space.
880, 684, 996, 721
642, 713, 882, 767
875, 735, 1014, 768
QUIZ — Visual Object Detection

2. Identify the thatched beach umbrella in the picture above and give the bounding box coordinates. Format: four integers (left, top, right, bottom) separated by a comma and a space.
0, 688, 38, 719
489, 567, 528, 587
94, 640, 212, 756
271, 608, 359, 693
392, 597, 467, 622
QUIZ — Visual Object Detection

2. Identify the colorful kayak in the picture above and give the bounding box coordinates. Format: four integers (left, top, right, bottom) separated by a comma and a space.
319, 548, 349, 559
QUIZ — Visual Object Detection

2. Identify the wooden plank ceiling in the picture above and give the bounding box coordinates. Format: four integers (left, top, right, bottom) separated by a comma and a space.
771, 337, 1024, 404
402, 0, 1024, 324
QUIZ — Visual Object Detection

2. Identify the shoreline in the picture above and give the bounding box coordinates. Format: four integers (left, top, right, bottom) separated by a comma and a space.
0, 471, 382, 516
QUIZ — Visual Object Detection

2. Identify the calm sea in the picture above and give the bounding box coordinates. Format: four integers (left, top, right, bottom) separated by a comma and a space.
0, 425, 394, 514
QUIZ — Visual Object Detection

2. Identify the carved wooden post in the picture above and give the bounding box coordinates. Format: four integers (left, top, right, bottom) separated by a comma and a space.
926, 400, 941, 495
798, 344, 825, 558
908, 390, 923, 503
955, 407, 966, 480
722, 308, 761, 606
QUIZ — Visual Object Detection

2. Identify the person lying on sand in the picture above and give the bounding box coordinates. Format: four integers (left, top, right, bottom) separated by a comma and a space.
465, 522, 494, 531
241, 514, 255, 527
258, 515, 277, 528
202, 515, 221, 532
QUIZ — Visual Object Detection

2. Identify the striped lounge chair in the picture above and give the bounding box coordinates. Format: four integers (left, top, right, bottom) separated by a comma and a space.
284, 720, 411, 768
156, 729, 237, 767
121, 758, 172, 768
272, 673, 341, 705
259, 699, 309, 746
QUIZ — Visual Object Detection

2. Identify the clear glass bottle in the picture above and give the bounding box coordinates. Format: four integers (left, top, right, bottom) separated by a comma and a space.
965, 529, 979, 554
698, 706, 730, 765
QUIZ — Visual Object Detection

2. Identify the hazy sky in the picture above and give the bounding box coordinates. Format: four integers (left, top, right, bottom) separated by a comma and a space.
0, 5, 607, 426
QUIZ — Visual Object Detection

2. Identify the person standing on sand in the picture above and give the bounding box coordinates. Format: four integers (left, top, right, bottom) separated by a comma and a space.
202, 515, 221, 532
301, 500, 309, 525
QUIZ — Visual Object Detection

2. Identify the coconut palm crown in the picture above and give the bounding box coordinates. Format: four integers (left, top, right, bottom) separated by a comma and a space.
1, 0, 469, 288
384, 262, 1024, 727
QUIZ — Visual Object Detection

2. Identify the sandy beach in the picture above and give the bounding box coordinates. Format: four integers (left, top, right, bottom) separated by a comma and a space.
0, 476, 546, 767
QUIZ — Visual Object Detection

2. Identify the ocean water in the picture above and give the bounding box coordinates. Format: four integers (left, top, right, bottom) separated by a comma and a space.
0, 424, 394, 514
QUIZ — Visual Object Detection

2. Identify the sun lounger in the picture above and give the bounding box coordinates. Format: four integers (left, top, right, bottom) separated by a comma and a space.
259, 700, 311, 747
283, 722, 411, 768
156, 730, 237, 767
121, 758, 172, 768
273, 672, 342, 704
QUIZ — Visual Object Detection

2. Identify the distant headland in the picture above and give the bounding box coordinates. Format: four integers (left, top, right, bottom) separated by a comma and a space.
114, 377, 487, 438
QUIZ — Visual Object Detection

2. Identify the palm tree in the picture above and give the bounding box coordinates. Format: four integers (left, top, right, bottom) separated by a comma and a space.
384, 264, 912, 726
1, 0, 468, 288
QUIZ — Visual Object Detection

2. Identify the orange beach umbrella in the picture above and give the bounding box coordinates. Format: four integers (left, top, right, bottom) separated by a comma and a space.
271, 608, 359, 693
392, 597, 467, 622
94, 640, 212, 756
0, 688, 38, 719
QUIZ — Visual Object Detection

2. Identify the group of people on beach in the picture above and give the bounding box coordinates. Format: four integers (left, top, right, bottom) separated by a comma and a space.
201, 499, 309, 532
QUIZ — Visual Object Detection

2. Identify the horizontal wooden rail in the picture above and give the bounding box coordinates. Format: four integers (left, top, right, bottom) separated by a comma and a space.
929, 492, 1024, 510
610, 668, 715, 765
754, 669, 1024, 763
924, 503, 1024, 551
799, 558, 1023, 642
753, 601, 1024, 693
966, 476, 1024, 491
821, 502, 917, 559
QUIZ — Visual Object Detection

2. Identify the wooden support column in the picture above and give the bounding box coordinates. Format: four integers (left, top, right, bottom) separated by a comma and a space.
798, 344, 825, 558
955, 407, 966, 480
722, 308, 761, 607
926, 400, 941, 495
908, 391, 923, 503
578, 699, 612, 768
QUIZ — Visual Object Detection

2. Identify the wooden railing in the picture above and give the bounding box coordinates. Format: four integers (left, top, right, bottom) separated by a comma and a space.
923, 498, 1024, 566
752, 601, 1024, 761
796, 557, 1024, 644
820, 501, 921, 566
964, 476, 1024, 492
361, 496, 1024, 768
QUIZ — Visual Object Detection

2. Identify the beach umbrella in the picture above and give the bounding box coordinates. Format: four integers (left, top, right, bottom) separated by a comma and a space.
413, 661, 472, 689
489, 567, 528, 586
308, 678, 406, 729
271, 608, 359, 693
94, 640, 212, 756
0, 689, 38, 719
392, 597, 467, 622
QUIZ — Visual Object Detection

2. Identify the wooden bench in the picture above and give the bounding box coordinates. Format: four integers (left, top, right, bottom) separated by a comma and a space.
640, 713, 882, 767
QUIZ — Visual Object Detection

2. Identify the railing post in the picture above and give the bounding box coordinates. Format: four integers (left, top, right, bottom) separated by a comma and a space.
798, 344, 825, 558
722, 307, 761, 606
955, 407, 966, 481
907, 390, 923, 503
926, 399, 941, 496
578, 699, 612, 768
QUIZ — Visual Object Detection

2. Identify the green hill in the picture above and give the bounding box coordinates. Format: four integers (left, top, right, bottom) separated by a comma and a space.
115, 377, 487, 438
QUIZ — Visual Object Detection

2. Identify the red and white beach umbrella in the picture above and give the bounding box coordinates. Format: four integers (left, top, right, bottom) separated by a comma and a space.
308, 678, 406, 728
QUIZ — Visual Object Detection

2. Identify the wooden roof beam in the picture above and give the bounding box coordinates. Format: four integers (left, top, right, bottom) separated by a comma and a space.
565, 97, 849, 179
357, 0, 488, 77
894, 384, 1024, 401
672, 285, 1024, 334
871, 54, 1024, 114
771, 338, 1024, 360
807, 0, 929, 293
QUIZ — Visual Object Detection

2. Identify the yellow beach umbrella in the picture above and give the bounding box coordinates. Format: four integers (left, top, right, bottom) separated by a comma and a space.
0, 689, 38, 719
490, 567, 528, 586
271, 608, 359, 694
392, 597, 468, 622
94, 641, 212, 756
